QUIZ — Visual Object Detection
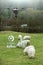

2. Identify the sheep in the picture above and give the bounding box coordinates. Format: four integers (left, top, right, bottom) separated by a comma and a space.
16, 40, 30, 48
24, 45, 35, 58
23, 36, 31, 40
16, 35, 30, 48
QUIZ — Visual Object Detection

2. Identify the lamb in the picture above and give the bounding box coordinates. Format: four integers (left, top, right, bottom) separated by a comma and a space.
24, 45, 35, 58
16, 35, 30, 48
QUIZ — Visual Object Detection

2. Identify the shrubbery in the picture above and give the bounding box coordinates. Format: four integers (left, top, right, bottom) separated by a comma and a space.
0, 8, 43, 32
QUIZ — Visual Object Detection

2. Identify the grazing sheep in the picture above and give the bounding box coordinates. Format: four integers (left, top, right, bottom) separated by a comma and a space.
24, 45, 35, 58
23, 36, 31, 40
16, 40, 30, 48
16, 35, 30, 48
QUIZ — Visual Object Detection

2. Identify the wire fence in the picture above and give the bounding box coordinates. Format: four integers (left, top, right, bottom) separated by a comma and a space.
0, 25, 43, 33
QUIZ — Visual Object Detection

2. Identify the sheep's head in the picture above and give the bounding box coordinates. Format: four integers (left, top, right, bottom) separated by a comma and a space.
18, 35, 22, 40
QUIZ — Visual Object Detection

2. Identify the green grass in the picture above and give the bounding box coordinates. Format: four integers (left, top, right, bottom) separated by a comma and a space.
0, 31, 43, 65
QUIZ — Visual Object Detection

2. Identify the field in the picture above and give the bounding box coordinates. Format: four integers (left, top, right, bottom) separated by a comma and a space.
0, 31, 43, 65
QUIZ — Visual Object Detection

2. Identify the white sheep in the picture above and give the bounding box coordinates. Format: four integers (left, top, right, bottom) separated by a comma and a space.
16, 40, 30, 48
24, 45, 35, 58
23, 36, 31, 40
16, 35, 30, 48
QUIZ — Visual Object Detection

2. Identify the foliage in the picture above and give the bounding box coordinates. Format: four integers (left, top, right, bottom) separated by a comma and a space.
0, 8, 43, 32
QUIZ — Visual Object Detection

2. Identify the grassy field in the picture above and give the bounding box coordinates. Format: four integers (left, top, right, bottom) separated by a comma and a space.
0, 31, 43, 65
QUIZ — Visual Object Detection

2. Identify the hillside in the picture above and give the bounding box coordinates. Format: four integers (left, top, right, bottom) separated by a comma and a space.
0, 31, 43, 65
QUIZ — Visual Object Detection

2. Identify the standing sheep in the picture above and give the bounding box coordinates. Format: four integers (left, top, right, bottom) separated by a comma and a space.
16, 35, 30, 48
24, 45, 35, 58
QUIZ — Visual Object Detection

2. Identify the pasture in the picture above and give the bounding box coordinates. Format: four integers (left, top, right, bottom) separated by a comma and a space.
0, 31, 43, 65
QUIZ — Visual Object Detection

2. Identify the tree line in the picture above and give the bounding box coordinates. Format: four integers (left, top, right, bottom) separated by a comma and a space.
0, 8, 43, 33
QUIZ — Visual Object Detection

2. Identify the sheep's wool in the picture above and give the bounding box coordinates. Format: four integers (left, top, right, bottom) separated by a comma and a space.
17, 40, 30, 48
17, 35, 30, 48
23, 36, 31, 40
24, 45, 35, 58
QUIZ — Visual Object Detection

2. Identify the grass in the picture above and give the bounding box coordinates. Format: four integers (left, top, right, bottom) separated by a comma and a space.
0, 31, 43, 65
